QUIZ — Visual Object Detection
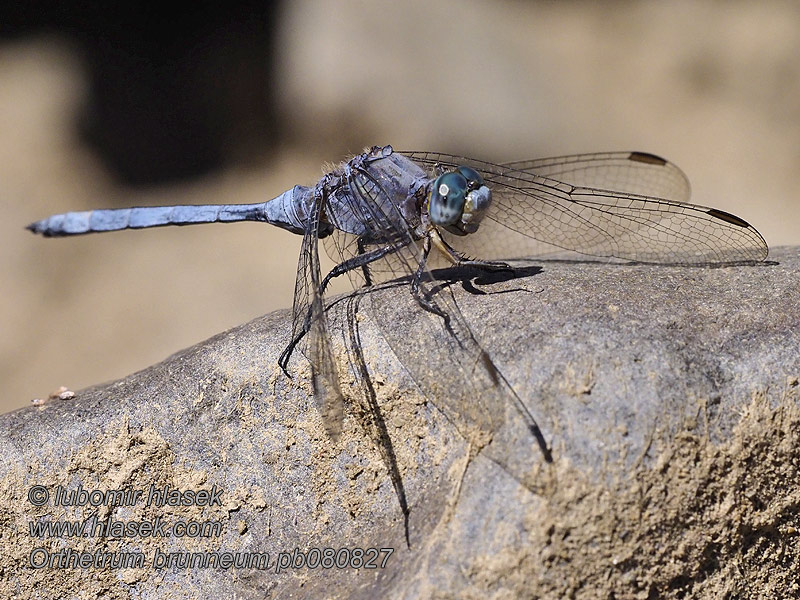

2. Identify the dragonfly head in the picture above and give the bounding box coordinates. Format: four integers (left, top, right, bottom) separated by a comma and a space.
428, 166, 492, 236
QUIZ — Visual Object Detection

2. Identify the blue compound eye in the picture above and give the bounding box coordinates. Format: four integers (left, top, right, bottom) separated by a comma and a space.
429, 172, 468, 226
456, 165, 484, 189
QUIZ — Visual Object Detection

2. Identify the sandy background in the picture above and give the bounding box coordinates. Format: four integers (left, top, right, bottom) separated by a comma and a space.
3, 0, 800, 415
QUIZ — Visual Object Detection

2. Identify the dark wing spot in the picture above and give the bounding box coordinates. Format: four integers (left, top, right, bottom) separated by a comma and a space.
628, 151, 668, 166
707, 208, 750, 228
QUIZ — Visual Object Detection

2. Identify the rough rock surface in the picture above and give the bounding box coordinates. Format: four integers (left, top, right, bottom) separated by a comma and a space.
3, 247, 799, 599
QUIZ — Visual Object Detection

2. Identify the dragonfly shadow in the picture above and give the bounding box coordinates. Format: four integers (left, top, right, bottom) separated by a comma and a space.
429, 264, 544, 296
358, 264, 545, 299
319, 261, 552, 543
320, 263, 544, 546
338, 290, 412, 548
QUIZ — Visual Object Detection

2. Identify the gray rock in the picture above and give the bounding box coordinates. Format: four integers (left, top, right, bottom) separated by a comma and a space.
3, 247, 799, 599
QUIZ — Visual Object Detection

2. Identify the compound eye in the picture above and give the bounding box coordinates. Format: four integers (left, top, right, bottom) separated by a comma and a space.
456, 165, 484, 189
430, 172, 468, 226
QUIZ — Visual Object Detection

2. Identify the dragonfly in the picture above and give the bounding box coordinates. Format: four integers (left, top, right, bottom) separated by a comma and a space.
27, 145, 769, 496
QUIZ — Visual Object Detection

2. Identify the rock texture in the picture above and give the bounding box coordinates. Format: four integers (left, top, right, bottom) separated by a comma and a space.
3, 247, 799, 599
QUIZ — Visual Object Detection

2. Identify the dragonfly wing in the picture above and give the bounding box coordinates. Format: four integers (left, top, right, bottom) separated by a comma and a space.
500, 151, 691, 203
402, 151, 767, 264
485, 178, 768, 264
292, 190, 345, 440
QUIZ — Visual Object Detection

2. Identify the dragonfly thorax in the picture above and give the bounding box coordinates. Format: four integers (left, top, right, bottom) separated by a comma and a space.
428, 166, 492, 236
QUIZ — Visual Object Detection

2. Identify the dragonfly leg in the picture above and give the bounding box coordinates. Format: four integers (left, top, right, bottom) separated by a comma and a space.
456, 257, 513, 271
278, 330, 306, 375
320, 241, 408, 296
429, 228, 512, 272
357, 237, 374, 286
278, 241, 409, 375
410, 234, 453, 330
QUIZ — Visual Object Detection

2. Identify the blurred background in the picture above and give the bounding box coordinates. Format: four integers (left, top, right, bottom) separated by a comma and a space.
2, 0, 799, 414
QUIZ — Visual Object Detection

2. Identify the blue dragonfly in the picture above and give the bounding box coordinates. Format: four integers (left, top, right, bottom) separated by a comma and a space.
28, 145, 768, 494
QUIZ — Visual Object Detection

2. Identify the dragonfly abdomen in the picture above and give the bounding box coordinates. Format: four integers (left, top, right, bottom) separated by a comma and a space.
26, 185, 316, 238
26, 203, 271, 237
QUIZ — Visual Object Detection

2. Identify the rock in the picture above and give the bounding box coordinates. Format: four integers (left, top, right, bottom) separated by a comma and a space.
3, 247, 799, 599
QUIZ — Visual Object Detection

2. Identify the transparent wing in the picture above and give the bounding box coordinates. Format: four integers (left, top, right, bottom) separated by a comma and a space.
322, 165, 551, 490
402, 151, 768, 264
291, 190, 345, 440
501, 151, 691, 203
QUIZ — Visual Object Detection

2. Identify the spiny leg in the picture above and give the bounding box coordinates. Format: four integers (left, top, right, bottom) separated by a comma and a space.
429, 227, 514, 272
357, 237, 374, 286
279, 241, 408, 375
410, 235, 445, 320
410, 234, 457, 336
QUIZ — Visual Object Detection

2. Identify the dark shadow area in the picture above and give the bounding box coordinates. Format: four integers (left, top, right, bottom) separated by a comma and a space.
429, 264, 544, 296
342, 291, 411, 548
0, 1, 282, 186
